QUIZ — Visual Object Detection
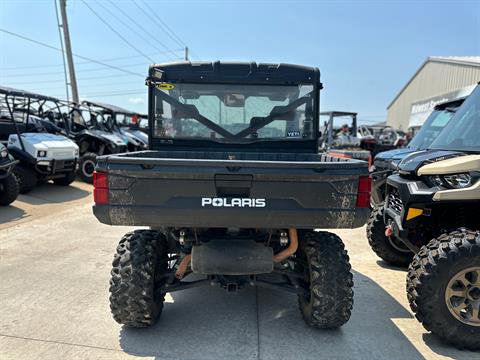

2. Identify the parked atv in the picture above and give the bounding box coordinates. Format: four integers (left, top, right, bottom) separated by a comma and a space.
93, 61, 371, 330
370, 97, 466, 206
0, 86, 79, 193
0, 143, 19, 206
82, 100, 148, 152
319, 111, 373, 165
50, 102, 129, 183
367, 83, 480, 349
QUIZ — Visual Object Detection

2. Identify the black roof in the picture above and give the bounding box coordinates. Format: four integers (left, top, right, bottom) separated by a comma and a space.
148, 61, 320, 85
82, 100, 137, 115
0, 85, 60, 102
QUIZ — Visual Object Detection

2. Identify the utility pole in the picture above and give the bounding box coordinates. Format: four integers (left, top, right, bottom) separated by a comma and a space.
185, 46, 189, 61
59, 0, 79, 104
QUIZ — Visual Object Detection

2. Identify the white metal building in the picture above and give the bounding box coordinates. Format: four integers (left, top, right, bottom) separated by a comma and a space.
386, 56, 480, 130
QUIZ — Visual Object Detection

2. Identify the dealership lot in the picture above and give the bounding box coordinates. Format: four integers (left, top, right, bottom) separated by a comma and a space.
0, 183, 476, 360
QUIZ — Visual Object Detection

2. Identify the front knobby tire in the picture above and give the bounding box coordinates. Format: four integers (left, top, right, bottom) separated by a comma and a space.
13, 165, 37, 194
367, 204, 413, 267
109, 230, 168, 328
0, 173, 19, 206
296, 231, 354, 328
407, 229, 480, 350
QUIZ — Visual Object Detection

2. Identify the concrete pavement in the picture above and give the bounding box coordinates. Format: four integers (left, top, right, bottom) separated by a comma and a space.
0, 188, 478, 360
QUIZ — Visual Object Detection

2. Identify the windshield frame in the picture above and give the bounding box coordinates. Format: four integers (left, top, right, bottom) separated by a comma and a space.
147, 80, 321, 152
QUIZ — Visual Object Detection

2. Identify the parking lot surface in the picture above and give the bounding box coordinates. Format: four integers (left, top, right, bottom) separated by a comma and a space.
0, 184, 478, 360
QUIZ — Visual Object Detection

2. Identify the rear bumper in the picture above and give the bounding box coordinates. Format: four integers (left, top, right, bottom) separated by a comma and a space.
93, 204, 369, 229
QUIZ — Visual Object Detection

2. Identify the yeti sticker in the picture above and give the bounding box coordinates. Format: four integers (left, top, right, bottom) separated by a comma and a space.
287, 131, 301, 137
201, 198, 266, 208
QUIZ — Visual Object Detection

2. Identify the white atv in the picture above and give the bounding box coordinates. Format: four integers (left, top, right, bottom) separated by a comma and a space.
7, 132, 79, 193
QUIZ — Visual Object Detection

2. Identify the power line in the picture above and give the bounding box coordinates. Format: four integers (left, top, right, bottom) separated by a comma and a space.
96, 1, 176, 61
104, 0, 178, 60
137, 0, 185, 47
1, 61, 154, 78
0, 49, 184, 71
108, 0, 183, 60
0, 28, 144, 77
65, 90, 145, 98
136, 0, 200, 60
6, 72, 142, 86
132, 0, 191, 57
80, 0, 156, 63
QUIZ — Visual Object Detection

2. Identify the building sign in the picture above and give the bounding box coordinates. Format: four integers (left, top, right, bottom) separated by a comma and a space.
408, 84, 476, 128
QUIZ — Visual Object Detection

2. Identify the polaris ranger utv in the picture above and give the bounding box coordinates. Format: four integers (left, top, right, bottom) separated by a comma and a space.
0, 143, 19, 206
0, 86, 79, 193
93, 61, 371, 329
367, 84, 480, 349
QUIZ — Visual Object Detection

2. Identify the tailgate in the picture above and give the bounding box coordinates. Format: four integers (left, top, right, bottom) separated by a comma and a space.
93, 155, 369, 229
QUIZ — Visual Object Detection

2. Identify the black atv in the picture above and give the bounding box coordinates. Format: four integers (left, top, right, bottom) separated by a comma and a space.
81, 100, 148, 152
48, 101, 129, 183
0, 143, 19, 206
367, 83, 480, 350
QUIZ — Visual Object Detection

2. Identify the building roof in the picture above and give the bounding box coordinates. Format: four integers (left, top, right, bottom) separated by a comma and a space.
429, 56, 480, 66
387, 56, 480, 109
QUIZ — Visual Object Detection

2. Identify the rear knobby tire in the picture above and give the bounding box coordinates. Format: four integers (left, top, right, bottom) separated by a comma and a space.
13, 165, 37, 194
77, 153, 96, 184
0, 173, 19, 206
109, 230, 168, 327
367, 204, 413, 267
53, 170, 76, 186
296, 231, 354, 328
407, 229, 480, 350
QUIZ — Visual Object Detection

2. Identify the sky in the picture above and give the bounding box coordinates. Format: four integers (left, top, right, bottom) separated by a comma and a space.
1, 0, 479, 124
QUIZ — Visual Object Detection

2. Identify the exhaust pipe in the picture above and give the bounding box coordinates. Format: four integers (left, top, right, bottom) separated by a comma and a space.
175, 254, 191, 279
273, 228, 298, 263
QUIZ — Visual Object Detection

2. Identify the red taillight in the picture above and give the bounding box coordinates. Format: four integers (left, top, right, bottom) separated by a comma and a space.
356, 175, 372, 208
93, 171, 108, 188
93, 171, 109, 205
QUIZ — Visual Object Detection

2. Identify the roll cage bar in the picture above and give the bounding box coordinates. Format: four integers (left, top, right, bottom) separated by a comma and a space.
81, 100, 141, 132
319, 111, 358, 148
0, 86, 66, 151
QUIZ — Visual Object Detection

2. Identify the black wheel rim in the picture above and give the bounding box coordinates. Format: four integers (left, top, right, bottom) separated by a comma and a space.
82, 160, 95, 177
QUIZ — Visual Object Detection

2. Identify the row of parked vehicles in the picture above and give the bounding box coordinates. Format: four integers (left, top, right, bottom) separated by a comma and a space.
90, 61, 478, 351
2, 62, 477, 351
0, 86, 148, 205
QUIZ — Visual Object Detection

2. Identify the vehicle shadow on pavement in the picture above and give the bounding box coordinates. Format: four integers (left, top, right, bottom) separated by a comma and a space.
17, 182, 90, 205
0, 205, 27, 225
375, 260, 409, 272
422, 333, 479, 358
117, 271, 435, 360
